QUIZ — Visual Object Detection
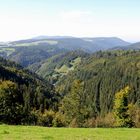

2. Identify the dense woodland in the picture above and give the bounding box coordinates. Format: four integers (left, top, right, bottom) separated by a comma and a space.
0, 57, 60, 125
0, 45, 140, 127
29, 50, 88, 84
54, 50, 140, 127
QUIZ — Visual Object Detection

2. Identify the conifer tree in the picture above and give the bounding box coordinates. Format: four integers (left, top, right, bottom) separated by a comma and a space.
61, 80, 88, 127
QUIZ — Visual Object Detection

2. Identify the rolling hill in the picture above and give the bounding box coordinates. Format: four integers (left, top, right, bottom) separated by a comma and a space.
111, 42, 140, 50
0, 36, 130, 67
0, 40, 140, 127
56, 50, 140, 117
28, 50, 88, 84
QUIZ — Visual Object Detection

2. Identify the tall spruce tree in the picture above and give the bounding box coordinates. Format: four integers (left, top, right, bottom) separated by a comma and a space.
61, 80, 91, 127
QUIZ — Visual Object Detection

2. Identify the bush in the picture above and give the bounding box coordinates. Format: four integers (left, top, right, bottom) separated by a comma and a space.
128, 104, 140, 128
37, 110, 55, 127
83, 118, 96, 128
53, 112, 66, 127
83, 113, 115, 128
113, 86, 134, 127
69, 118, 79, 128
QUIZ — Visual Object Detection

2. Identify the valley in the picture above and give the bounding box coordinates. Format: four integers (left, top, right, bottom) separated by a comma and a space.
0, 36, 140, 128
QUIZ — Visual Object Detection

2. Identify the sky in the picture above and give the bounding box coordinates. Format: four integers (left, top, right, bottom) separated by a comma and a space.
0, 0, 140, 42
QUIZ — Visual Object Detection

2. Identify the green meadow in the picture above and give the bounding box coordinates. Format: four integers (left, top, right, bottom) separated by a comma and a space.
0, 125, 140, 140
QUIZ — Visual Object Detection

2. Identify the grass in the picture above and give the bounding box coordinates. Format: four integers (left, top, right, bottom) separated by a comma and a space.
55, 65, 70, 74
55, 57, 81, 74
0, 125, 140, 140
15, 40, 58, 47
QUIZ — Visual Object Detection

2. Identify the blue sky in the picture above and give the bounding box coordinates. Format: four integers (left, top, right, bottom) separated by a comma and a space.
0, 0, 140, 42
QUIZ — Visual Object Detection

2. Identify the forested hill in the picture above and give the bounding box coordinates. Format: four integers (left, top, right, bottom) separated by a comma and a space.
28, 50, 88, 84
0, 50, 140, 127
0, 37, 130, 67
0, 57, 59, 125
56, 50, 140, 116
110, 42, 140, 50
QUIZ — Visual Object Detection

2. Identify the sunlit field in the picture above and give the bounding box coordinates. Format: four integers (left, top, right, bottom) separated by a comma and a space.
0, 125, 140, 140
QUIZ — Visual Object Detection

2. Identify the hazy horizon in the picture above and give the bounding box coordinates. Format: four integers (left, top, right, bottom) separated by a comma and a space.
0, 35, 136, 44
0, 0, 140, 42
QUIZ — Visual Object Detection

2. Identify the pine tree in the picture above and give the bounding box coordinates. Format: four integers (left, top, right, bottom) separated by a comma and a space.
61, 80, 90, 127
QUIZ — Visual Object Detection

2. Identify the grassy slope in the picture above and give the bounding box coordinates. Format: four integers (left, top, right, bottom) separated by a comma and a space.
0, 125, 140, 140
33, 51, 87, 83
55, 57, 81, 74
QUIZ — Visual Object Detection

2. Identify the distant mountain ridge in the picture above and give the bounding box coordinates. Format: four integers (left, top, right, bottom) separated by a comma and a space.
31, 36, 131, 52
0, 36, 134, 68
110, 42, 140, 50
83, 37, 130, 50
0, 36, 131, 52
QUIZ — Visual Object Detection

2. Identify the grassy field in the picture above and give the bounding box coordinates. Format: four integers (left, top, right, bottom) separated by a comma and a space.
0, 125, 140, 140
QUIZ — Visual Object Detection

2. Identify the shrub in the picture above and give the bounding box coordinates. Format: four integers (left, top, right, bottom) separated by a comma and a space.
113, 86, 134, 127
53, 112, 66, 127
37, 110, 55, 127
